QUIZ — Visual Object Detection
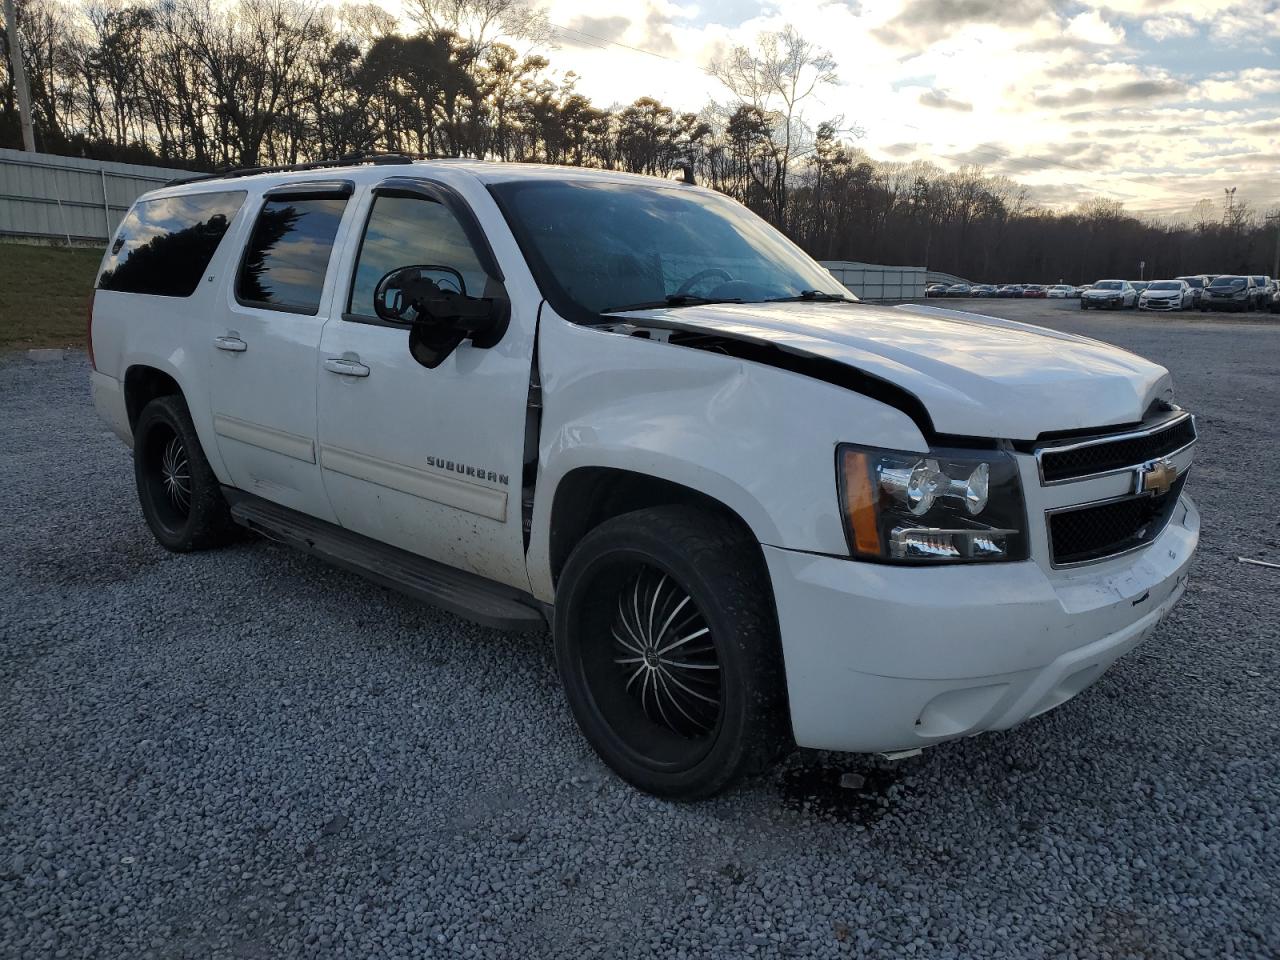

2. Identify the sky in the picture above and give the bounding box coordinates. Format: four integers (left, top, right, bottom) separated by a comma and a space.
394, 0, 1280, 221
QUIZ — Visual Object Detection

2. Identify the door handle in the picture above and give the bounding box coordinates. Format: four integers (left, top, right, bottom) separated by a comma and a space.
214, 336, 247, 352
324, 357, 370, 378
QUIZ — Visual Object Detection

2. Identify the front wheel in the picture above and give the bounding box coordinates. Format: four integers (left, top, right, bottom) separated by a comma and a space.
553, 505, 790, 798
134, 395, 239, 552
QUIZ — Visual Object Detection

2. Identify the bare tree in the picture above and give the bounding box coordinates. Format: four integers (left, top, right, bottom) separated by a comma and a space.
710, 24, 837, 226
404, 0, 550, 53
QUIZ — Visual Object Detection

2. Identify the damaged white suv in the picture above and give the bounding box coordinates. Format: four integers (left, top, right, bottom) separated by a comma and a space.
89, 158, 1199, 798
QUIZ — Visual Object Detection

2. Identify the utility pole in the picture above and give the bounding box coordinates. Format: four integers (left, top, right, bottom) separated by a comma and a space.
1223, 186, 1237, 224
2, 0, 36, 152
1268, 212, 1280, 280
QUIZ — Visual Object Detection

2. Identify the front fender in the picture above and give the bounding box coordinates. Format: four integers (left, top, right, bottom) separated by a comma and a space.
526, 312, 926, 601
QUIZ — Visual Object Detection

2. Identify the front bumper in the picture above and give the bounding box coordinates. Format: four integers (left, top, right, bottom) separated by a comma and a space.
764, 495, 1198, 753
1083, 297, 1123, 308
1140, 299, 1181, 311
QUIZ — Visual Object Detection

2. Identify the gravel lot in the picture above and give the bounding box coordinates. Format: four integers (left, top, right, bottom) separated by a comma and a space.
2, 301, 1278, 959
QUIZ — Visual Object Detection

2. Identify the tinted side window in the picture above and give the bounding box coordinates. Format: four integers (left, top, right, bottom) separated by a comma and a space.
348, 195, 488, 320
98, 191, 246, 297
236, 197, 348, 314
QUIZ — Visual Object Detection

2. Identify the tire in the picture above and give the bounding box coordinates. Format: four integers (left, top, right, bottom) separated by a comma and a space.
133, 395, 239, 552
553, 505, 790, 799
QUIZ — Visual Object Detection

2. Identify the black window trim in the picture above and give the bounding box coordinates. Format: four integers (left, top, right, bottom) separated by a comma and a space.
234, 183, 354, 317
341, 175, 505, 329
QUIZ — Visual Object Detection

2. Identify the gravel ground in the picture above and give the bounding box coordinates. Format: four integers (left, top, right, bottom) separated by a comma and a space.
2, 302, 1278, 959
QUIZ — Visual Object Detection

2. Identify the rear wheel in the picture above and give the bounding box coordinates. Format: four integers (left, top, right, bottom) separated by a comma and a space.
134, 395, 239, 552
553, 505, 789, 798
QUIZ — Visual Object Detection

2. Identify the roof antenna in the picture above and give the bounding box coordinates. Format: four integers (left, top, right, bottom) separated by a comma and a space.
672, 158, 695, 185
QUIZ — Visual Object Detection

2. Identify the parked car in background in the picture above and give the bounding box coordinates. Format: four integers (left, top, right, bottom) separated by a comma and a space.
972, 284, 998, 297
1202, 275, 1255, 312
999, 284, 1023, 297
1021, 284, 1047, 298
1250, 277, 1273, 310
947, 283, 972, 297
1131, 282, 1150, 299
1267, 280, 1280, 314
1139, 279, 1192, 312
926, 283, 949, 297
1046, 285, 1072, 298
1068, 285, 1083, 298
1081, 280, 1137, 310
1175, 275, 1209, 306
85, 157, 1202, 798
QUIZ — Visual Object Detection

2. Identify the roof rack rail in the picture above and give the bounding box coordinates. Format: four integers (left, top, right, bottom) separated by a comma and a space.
163, 152, 431, 188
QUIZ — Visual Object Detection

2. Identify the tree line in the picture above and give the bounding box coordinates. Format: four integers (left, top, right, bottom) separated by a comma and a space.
2, 0, 1276, 281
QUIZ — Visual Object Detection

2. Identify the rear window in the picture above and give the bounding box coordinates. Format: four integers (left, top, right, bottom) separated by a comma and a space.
98, 191, 246, 297
236, 196, 348, 314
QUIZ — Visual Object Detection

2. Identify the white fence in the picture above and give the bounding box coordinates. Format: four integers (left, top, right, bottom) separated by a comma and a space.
0, 148, 191, 246
820, 260, 928, 301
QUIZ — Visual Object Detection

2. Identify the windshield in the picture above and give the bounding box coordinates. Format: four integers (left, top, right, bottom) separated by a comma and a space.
1149, 281, 1180, 290
1210, 276, 1245, 288
489, 179, 851, 317
1093, 280, 1122, 290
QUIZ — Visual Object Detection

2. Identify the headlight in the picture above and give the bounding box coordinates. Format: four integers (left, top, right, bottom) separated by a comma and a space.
837, 444, 1028, 563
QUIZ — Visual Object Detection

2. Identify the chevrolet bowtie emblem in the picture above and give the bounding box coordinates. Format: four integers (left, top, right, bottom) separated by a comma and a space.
1138, 458, 1178, 496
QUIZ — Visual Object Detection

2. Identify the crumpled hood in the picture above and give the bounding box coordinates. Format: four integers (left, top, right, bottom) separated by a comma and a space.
613, 300, 1172, 440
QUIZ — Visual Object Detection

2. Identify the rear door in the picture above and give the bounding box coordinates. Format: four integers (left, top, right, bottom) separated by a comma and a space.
208, 181, 355, 521
315, 177, 536, 591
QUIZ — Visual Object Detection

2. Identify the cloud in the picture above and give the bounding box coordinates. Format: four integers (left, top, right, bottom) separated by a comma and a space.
872, 0, 1065, 45
559, 15, 630, 47
1142, 16, 1196, 41
1194, 68, 1280, 101
1033, 78, 1187, 108
1065, 11, 1125, 45
918, 88, 973, 111
879, 141, 919, 156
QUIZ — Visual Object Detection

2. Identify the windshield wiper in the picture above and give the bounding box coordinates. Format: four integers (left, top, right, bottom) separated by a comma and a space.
765, 289, 856, 304
601, 294, 744, 313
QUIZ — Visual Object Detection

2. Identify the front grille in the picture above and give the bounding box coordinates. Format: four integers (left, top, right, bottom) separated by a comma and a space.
1038, 415, 1196, 483
1048, 475, 1186, 566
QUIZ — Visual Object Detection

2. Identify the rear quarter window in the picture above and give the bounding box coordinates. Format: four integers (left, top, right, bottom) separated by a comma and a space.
98, 191, 247, 297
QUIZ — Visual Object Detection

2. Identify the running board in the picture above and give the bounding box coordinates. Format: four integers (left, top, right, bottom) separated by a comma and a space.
224, 489, 547, 632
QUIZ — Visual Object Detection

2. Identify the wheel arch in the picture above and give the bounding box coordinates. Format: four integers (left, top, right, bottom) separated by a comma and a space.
546, 466, 768, 590
124, 364, 184, 432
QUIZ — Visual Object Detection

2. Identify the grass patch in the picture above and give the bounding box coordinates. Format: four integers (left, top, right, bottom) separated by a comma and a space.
0, 243, 103, 350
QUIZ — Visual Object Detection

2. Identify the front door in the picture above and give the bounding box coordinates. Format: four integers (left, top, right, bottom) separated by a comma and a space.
208, 181, 355, 522
315, 178, 536, 591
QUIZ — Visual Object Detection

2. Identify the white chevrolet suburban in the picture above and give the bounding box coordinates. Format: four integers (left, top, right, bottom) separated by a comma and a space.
89, 157, 1199, 798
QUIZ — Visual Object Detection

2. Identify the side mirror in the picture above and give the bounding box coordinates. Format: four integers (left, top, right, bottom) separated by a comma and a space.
373, 265, 510, 369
